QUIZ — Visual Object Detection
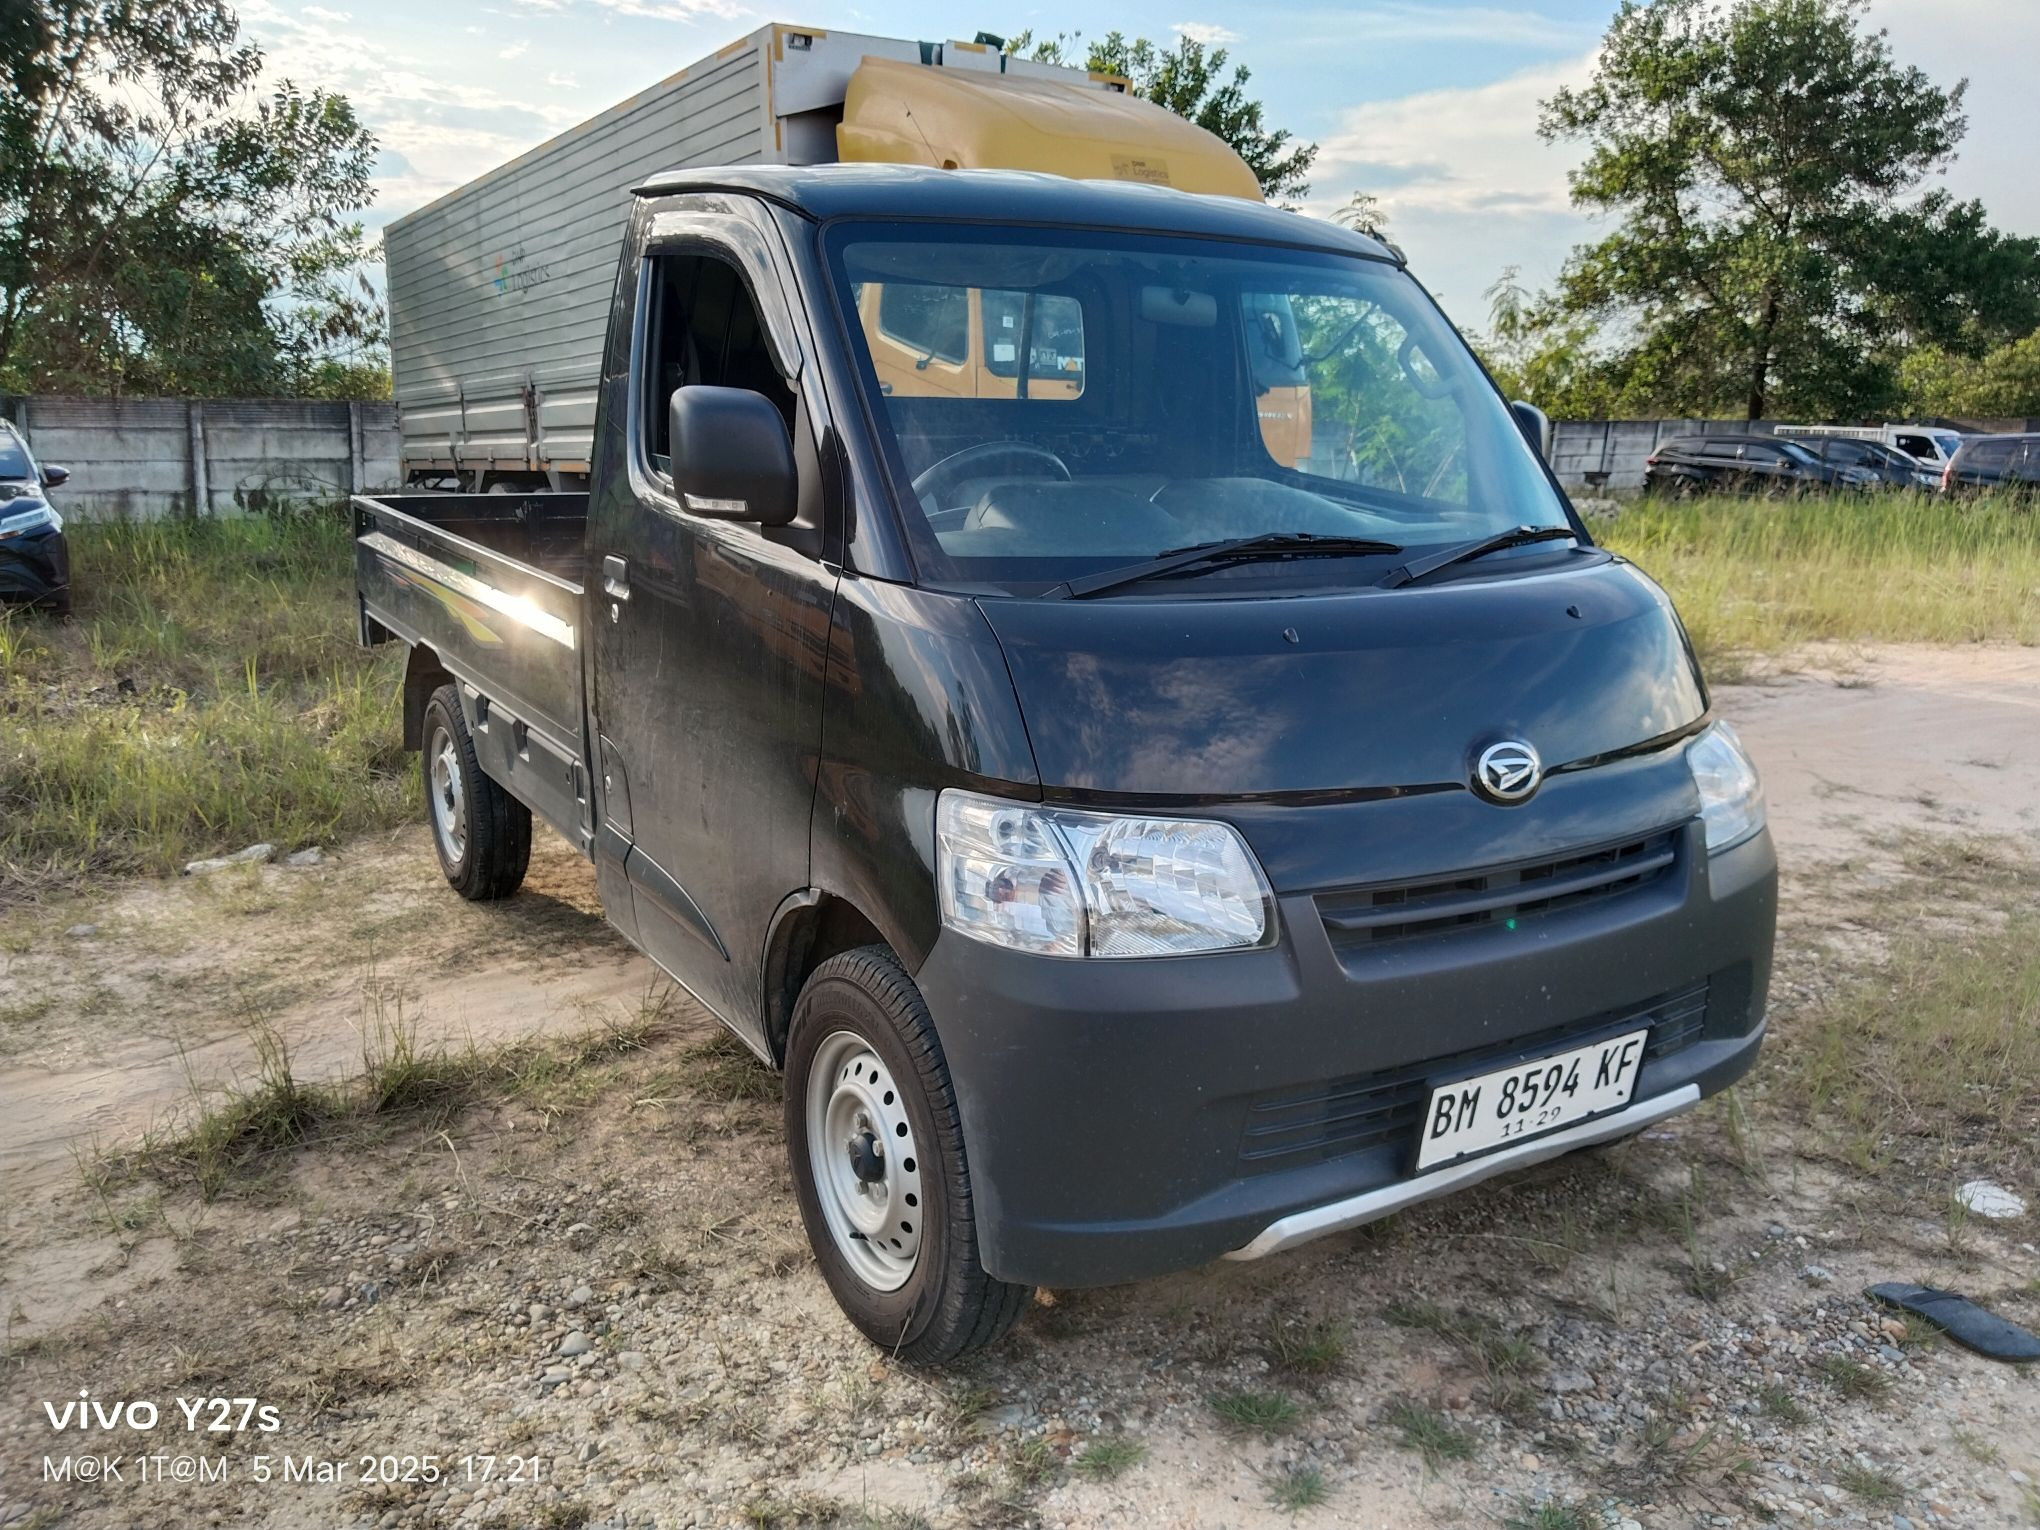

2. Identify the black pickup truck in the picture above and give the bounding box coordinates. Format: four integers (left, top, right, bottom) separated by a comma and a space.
356, 166, 1776, 1362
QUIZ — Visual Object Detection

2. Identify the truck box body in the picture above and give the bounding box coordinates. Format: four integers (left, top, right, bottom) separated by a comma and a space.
385, 24, 1254, 485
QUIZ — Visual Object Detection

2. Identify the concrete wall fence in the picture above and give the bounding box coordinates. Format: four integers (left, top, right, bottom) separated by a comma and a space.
8, 395, 2039, 514
1, 396, 400, 519
1549, 415, 2040, 493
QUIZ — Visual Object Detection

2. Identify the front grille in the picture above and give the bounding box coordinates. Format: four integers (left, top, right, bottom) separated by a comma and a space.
1237, 979, 1710, 1173
1315, 827, 1681, 948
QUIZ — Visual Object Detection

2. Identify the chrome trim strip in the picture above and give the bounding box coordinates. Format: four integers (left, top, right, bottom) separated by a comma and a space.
1223, 1083, 1702, 1261
360, 530, 577, 650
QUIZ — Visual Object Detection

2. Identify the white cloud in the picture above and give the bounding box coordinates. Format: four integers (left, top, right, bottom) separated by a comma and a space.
301, 4, 351, 20
241, 1, 588, 223
1172, 21, 1241, 45
1867, 0, 2040, 240
499, 39, 530, 59
1312, 50, 1592, 221
545, 70, 580, 89
1301, 0, 2040, 318
1302, 50, 1598, 313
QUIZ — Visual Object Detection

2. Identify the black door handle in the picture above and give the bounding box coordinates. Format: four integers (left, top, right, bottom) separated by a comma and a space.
602, 555, 631, 601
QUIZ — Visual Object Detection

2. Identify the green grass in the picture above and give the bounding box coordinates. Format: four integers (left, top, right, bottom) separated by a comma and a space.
1754, 1384, 1809, 1427
1266, 1464, 1329, 1513
1784, 901, 2040, 1181
1598, 493, 2040, 672
102, 987, 682, 1200
0, 507, 414, 897
1266, 1315, 1352, 1377
1007, 1435, 1062, 1489
1381, 1397, 1477, 1466
1837, 1462, 1904, 1506
1207, 1389, 1302, 1437
1071, 1437, 1146, 1480
680, 1029, 781, 1104
1817, 1355, 1895, 1405
1504, 1500, 1591, 1530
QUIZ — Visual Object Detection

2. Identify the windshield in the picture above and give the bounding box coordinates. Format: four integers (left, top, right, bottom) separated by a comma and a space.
0, 438, 31, 481
826, 224, 1571, 591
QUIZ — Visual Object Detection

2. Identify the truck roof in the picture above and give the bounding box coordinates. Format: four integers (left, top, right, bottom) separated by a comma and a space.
631, 164, 1402, 264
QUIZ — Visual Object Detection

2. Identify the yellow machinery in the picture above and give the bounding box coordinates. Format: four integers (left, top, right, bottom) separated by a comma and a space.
833, 50, 1311, 465
838, 54, 1263, 199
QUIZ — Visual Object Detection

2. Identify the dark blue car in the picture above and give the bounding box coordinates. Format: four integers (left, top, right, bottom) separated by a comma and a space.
0, 421, 71, 617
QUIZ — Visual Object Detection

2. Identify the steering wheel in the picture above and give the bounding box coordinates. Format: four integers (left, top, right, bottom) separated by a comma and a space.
910, 440, 1071, 506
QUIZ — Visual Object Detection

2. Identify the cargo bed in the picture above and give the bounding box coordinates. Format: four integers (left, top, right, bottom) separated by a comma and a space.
353, 492, 593, 849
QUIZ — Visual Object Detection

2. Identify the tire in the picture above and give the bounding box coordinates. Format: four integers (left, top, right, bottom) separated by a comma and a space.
420, 684, 531, 900
785, 946, 1033, 1363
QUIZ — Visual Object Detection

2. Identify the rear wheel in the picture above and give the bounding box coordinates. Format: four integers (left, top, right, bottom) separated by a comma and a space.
785, 946, 1032, 1363
421, 684, 531, 900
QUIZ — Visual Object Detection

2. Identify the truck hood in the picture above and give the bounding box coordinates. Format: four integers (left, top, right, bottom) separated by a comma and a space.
974, 557, 1707, 801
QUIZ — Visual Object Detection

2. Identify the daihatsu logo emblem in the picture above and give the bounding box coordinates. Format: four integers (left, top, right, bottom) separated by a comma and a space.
1474, 740, 1542, 803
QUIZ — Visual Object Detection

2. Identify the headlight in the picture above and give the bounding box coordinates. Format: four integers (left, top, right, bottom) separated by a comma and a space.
1686, 720, 1765, 853
0, 504, 60, 540
936, 789, 1275, 958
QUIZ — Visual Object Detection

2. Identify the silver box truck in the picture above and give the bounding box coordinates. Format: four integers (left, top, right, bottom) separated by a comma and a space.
383, 23, 1256, 487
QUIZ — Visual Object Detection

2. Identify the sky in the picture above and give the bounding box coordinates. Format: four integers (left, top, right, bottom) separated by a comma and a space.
239, 0, 2040, 333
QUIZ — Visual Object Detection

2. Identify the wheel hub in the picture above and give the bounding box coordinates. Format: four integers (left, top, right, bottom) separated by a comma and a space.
806, 1032, 924, 1291
427, 725, 467, 861
846, 1129, 885, 1183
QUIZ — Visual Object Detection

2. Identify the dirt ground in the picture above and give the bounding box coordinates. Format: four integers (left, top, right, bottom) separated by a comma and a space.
1, 642, 2036, 1530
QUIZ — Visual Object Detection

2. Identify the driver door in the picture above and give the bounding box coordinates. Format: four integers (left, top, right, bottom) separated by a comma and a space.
586, 211, 836, 1045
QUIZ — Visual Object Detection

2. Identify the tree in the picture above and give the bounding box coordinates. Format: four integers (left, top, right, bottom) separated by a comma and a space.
1533, 0, 2040, 421
1, 0, 383, 397
1007, 30, 1316, 202
1477, 267, 1612, 416
1898, 331, 2040, 420
1330, 193, 1390, 239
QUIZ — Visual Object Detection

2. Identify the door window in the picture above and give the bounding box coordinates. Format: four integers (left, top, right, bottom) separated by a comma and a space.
878, 283, 969, 365
862, 280, 1086, 398
1893, 433, 1934, 459
980, 290, 1086, 385
641, 250, 797, 470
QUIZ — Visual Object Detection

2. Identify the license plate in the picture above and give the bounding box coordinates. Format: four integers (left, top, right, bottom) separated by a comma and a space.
1415, 1029, 1648, 1171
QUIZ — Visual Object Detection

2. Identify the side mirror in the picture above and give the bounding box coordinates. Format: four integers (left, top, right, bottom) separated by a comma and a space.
1510, 400, 1552, 462
40, 465, 69, 489
667, 386, 797, 527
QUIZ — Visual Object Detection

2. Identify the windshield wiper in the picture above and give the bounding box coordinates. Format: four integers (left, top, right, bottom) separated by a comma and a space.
1060, 532, 1405, 600
1377, 524, 1581, 589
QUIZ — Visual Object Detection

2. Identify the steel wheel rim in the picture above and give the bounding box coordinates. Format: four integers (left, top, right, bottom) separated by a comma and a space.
806, 1030, 924, 1292
427, 723, 467, 863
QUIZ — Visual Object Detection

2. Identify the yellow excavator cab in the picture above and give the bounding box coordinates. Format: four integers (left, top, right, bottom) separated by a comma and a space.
837, 55, 1264, 201
837, 49, 1309, 465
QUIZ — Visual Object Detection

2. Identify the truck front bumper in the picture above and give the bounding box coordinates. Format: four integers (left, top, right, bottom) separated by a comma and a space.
913, 821, 1775, 1289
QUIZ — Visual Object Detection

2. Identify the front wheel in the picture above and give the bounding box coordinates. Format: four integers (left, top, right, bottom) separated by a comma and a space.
785, 947, 1032, 1363
420, 684, 531, 900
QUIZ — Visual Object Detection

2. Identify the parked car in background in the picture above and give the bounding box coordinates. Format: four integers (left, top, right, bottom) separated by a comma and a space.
1941, 433, 2040, 494
1793, 435, 1937, 489
0, 421, 70, 617
1643, 434, 1877, 496
1772, 423, 1966, 475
